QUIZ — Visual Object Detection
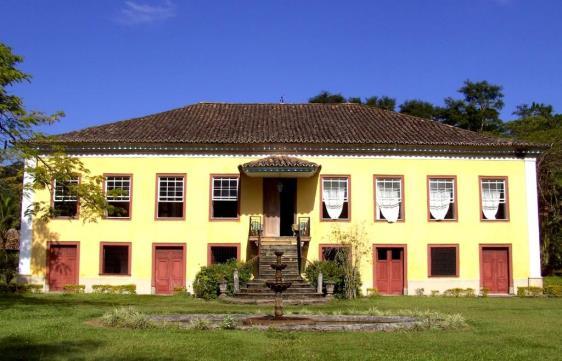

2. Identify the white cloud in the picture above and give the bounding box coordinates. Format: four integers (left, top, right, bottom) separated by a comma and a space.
116, 0, 176, 25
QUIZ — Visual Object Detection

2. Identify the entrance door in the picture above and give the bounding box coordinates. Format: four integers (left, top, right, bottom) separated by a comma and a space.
48, 244, 78, 291
375, 247, 404, 295
154, 246, 185, 294
481, 247, 509, 294
263, 178, 296, 237
263, 179, 280, 237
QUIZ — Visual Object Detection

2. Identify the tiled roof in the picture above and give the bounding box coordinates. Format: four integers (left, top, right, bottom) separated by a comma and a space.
51, 103, 535, 148
240, 156, 319, 169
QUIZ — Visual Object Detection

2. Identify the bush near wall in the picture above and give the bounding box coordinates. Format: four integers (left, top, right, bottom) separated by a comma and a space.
304, 260, 350, 298
63, 285, 85, 294
517, 286, 562, 297
92, 284, 136, 295
193, 259, 253, 300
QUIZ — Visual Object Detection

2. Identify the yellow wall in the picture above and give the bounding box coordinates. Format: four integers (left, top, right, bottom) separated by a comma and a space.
31, 155, 532, 294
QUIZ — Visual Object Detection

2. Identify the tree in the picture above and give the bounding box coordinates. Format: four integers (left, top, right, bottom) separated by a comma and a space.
0, 42, 107, 227
439, 80, 505, 133
364, 96, 396, 111
505, 105, 562, 273
399, 99, 438, 119
308, 91, 346, 104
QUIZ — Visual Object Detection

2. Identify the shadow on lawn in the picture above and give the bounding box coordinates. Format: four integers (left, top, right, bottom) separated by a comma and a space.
0, 294, 127, 309
0, 336, 104, 361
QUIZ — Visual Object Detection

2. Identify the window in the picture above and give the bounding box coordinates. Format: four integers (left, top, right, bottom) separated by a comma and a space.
157, 175, 185, 219
375, 176, 404, 222
480, 178, 508, 220
428, 177, 456, 220
320, 245, 350, 263
429, 246, 458, 277
105, 175, 131, 218
211, 176, 239, 219
53, 177, 79, 217
208, 245, 239, 265
101, 243, 131, 275
321, 176, 349, 220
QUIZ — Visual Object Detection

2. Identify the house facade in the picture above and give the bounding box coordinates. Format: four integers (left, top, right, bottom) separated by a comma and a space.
18, 103, 544, 295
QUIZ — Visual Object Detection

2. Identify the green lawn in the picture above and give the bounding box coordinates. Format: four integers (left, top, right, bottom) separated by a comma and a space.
0, 294, 561, 360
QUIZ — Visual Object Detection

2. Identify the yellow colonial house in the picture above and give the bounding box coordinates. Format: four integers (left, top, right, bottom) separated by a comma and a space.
19, 103, 544, 296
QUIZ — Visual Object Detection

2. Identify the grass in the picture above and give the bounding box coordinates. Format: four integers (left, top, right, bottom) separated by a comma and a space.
0, 294, 561, 360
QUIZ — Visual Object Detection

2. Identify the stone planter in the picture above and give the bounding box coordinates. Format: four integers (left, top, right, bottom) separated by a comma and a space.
325, 281, 335, 299
218, 279, 228, 298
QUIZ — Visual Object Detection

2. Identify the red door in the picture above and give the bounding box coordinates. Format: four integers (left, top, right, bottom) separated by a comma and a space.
154, 247, 185, 294
375, 248, 404, 295
48, 244, 78, 291
482, 247, 509, 294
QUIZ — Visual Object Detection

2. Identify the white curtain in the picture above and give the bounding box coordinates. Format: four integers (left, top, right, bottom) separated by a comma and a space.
429, 189, 451, 220
376, 188, 400, 223
323, 186, 345, 219
482, 190, 501, 220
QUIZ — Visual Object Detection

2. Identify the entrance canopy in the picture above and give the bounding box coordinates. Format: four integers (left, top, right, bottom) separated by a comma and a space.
239, 155, 320, 178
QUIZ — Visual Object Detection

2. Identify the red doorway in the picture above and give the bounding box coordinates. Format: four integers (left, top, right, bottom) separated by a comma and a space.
481, 246, 511, 294
152, 244, 186, 294
47, 242, 79, 291
374, 245, 406, 295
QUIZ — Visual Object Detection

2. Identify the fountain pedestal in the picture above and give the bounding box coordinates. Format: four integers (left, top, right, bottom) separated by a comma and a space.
265, 250, 292, 319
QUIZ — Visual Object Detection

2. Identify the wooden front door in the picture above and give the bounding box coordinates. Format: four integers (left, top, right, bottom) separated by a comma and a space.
154, 246, 185, 294
375, 247, 404, 295
263, 178, 280, 237
48, 244, 78, 291
482, 247, 509, 294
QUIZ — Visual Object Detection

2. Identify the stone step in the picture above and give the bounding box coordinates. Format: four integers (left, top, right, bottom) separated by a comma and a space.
237, 288, 319, 295
234, 292, 324, 298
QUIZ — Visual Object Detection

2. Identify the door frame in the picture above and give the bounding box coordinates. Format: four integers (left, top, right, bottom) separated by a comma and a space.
479, 243, 513, 294
372, 244, 408, 295
151, 243, 187, 294
46, 241, 80, 291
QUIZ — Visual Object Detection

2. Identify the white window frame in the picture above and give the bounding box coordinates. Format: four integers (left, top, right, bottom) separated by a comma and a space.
211, 176, 239, 202
105, 176, 131, 202
428, 178, 456, 220
157, 176, 185, 203
321, 176, 349, 220
481, 179, 506, 204
53, 178, 79, 202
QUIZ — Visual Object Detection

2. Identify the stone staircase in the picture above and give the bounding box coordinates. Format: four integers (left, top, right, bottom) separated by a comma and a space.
234, 239, 326, 304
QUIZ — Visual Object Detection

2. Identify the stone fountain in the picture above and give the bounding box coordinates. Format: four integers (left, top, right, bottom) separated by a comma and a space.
265, 250, 292, 319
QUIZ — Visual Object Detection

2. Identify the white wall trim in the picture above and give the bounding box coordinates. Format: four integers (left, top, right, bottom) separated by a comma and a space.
18, 158, 36, 276
525, 158, 542, 279
46, 153, 533, 161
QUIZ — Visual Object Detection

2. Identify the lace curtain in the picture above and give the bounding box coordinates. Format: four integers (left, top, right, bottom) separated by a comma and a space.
323, 180, 346, 219
376, 181, 401, 223
429, 189, 452, 220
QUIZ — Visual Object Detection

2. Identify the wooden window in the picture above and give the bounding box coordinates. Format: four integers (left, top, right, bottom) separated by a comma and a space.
157, 175, 185, 219
321, 176, 350, 220
100, 243, 131, 275
374, 176, 404, 222
105, 175, 132, 218
208, 244, 240, 265
428, 245, 459, 277
53, 177, 79, 218
480, 177, 509, 220
428, 177, 457, 221
211, 176, 239, 219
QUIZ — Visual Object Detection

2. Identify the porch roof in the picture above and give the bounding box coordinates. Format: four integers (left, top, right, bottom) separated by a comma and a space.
239, 155, 320, 178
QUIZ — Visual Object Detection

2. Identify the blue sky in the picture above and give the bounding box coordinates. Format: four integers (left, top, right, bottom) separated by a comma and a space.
1, 0, 561, 134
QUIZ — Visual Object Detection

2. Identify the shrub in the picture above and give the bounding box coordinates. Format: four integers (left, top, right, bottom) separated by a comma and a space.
415, 288, 425, 296
480, 288, 489, 297
92, 284, 136, 294
304, 260, 348, 298
464, 288, 475, 297
13, 283, 43, 293
190, 318, 210, 330
443, 288, 464, 297
101, 307, 152, 329
221, 315, 237, 330
63, 285, 85, 294
517, 286, 543, 297
173, 286, 190, 295
366, 288, 379, 297
193, 259, 253, 300
430, 290, 440, 297
543, 285, 562, 297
